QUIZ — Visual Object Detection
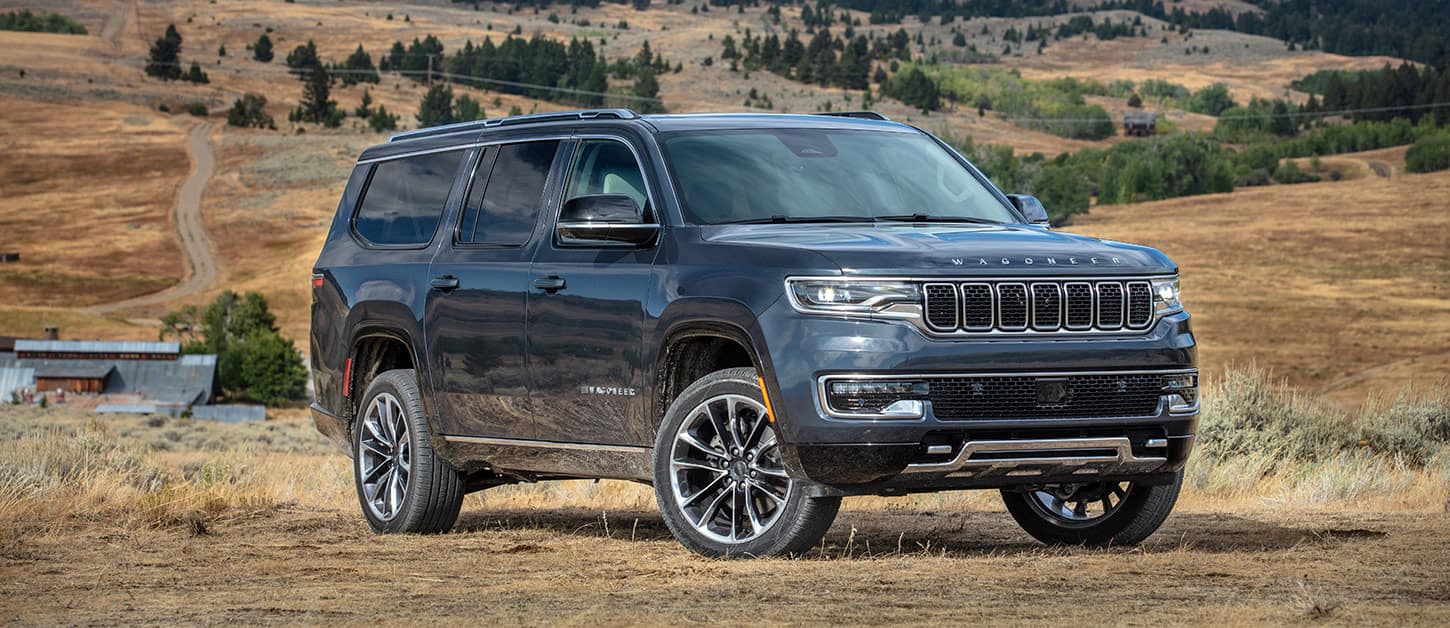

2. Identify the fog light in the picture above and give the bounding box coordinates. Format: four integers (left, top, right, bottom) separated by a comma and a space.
1162, 373, 1199, 413
824, 380, 929, 418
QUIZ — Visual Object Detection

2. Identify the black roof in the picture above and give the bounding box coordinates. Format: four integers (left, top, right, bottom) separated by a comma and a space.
356, 110, 909, 163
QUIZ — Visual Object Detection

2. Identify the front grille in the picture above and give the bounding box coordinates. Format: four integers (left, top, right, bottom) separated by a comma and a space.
923, 284, 958, 330
929, 373, 1170, 420
921, 278, 1157, 334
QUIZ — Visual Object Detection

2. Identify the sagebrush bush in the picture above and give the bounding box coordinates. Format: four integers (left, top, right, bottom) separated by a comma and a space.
1196, 368, 1450, 468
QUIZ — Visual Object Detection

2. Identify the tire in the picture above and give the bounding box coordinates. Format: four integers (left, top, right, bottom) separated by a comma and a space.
1000, 471, 1183, 547
654, 367, 840, 558
353, 369, 465, 534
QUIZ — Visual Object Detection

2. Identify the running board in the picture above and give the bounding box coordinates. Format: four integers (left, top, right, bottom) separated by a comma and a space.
901, 437, 1167, 478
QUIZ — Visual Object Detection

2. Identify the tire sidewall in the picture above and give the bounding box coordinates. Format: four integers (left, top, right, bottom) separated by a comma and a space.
353, 370, 439, 534
1001, 471, 1184, 547
652, 367, 823, 557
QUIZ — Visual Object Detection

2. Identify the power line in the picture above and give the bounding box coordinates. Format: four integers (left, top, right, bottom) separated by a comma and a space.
995, 102, 1450, 124
133, 60, 665, 103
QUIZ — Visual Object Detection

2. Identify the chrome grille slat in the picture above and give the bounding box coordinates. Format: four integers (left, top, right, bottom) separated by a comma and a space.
910, 278, 1164, 335
960, 283, 993, 330
1096, 282, 1124, 329
1030, 283, 1062, 330
996, 284, 1029, 331
1064, 282, 1094, 330
922, 283, 958, 331
1126, 281, 1153, 328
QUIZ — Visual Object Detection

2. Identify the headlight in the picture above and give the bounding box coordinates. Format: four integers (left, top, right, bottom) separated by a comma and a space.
1151, 277, 1182, 315
787, 278, 919, 314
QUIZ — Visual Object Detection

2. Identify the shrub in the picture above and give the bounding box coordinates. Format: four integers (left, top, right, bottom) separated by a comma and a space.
1406, 132, 1450, 173
184, 101, 208, 117
1272, 160, 1321, 184
227, 93, 275, 129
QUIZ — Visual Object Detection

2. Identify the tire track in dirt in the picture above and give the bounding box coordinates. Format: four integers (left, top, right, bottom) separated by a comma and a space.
86, 123, 219, 315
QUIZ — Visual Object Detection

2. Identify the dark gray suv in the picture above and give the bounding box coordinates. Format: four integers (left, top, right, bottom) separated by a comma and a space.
310, 109, 1198, 557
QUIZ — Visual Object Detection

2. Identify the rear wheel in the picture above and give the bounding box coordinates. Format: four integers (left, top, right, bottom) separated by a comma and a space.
353, 369, 465, 534
654, 367, 840, 558
1000, 471, 1183, 547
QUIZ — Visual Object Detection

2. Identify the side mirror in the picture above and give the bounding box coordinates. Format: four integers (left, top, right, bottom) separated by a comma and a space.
1006, 194, 1051, 227
557, 194, 659, 246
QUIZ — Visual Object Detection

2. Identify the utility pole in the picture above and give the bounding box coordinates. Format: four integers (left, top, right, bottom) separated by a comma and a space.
426, 53, 434, 87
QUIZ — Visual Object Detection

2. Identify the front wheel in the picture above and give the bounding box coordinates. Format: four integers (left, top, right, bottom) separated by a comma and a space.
653, 367, 840, 558
1000, 471, 1183, 547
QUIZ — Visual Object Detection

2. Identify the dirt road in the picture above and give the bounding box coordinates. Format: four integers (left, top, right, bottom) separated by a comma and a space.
3, 506, 1446, 623
86, 123, 218, 315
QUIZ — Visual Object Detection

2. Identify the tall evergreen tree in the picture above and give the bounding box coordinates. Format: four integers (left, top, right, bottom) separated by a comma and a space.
340, 44, 380, 86
290, 66, 341, 127
145, 24, 183, 80
285, 40, 320, 77
253, 34, 273, 62
416, 84, 456, 128
633, 68, 664, 113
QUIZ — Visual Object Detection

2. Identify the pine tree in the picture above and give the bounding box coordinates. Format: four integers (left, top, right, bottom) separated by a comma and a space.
185, 60, 209, 84
340, 44, 379, 86
455, 93, 485, 121
290, 66, 341, 127
633, 68, 664, 113
145, 24, 183, 80
416, 84, 456, 128
286, 40, 320, 77
355, 89, 373, 118
253, 34, 273, 62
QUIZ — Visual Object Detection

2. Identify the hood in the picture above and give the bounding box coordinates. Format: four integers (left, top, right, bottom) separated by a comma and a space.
700, 223, 1176, 276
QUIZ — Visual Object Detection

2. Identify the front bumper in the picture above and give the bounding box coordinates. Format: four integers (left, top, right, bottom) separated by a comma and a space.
756, 301, 1198, 491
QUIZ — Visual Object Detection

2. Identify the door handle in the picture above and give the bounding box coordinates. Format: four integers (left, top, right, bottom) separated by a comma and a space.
430, 276, 460, 291
533, 276, 567, 293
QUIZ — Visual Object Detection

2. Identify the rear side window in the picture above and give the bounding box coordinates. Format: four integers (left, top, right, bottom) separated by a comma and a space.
458, 141, 560, 245
353, 150, 466, 247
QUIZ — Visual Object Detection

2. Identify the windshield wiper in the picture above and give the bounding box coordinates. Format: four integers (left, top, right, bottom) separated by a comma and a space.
874, 213, 1005, 225
718, 215, 876, 224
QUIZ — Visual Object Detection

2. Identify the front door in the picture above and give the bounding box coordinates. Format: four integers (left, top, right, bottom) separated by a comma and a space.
526, 138, 659, 446
425, 140, 565, 438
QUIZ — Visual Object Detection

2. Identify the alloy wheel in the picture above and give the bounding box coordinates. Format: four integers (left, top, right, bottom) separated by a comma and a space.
1026, 482, 1132, 527
669, 394, 792, 544
358, 392, 411, 521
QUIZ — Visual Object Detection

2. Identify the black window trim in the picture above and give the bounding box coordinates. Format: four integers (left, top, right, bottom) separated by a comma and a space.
349, 147, 471, 250
451, 137, 570, 250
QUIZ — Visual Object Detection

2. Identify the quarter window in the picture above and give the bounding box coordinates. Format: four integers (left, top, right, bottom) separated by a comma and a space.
458, 141, 561, 245
564, 139, 649, 215
353, 150, 466, 247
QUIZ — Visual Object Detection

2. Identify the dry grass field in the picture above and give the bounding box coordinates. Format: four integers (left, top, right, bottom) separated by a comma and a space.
1, 0, 1449, 622
2, 379, 1447, 624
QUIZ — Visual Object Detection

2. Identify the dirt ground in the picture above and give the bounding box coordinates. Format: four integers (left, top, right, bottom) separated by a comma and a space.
3, 502, 1447, 624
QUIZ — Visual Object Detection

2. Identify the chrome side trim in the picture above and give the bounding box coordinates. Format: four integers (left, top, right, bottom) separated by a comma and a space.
442, 435, 651, 454
901, 436, 1168, 476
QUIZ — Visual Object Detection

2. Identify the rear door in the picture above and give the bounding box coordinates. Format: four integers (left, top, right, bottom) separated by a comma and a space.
526, 136, 660, 446
424, 139, 567, 438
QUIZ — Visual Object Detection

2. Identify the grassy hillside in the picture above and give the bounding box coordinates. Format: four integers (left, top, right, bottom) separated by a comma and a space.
0, 0, 1441, 402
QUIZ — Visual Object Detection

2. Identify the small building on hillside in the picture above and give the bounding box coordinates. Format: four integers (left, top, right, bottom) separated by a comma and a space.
0, 339, 218, 407
1123, 111, 1157, 137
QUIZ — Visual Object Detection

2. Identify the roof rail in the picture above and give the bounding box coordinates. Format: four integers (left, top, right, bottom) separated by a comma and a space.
389, 109, 640, 142
817, 111, 891, 121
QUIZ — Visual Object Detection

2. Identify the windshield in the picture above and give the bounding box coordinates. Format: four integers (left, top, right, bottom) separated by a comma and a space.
660, 128, 1019, 225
